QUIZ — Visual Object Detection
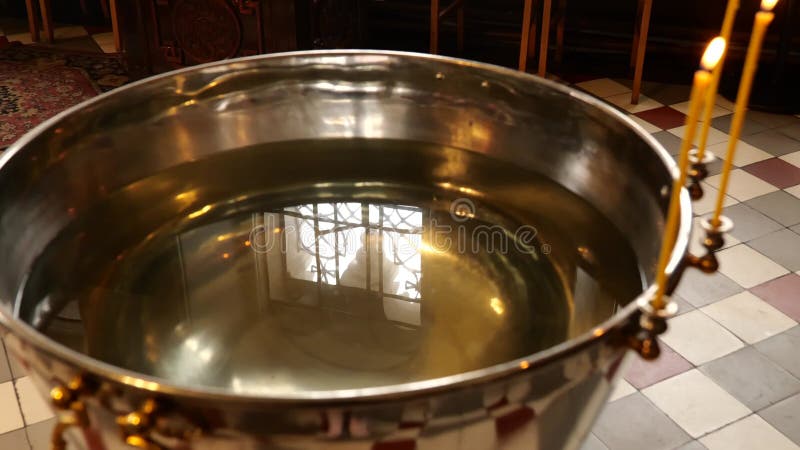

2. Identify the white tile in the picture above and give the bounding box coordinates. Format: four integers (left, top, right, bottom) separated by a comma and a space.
714, 95, 737, 111
787, 185, 800, 200
692, 182, 739, 216
689, 216, 739, 255
53, 25, 89, 40
608, 378, 636, 402
700, 415, 800, 450
92, 32, 118, 53
0, 381, 24, 434
781, 151, 800, 168
705, 169, 779, 202
659, 310, 744, 366
417, 428, 462, 450
705, 140, 773, 167
671, 101, 731, 119
629, 114, 661, 133
642, 369, 751, 438
576, 79, 631, 98
668, 124, 730, 147
6, 32, 34, 45
604, 93, 662, 113
460, 417, 497, 449
14, 376, 54, 425
701, 291, 796, 344
716, 244, 789, 288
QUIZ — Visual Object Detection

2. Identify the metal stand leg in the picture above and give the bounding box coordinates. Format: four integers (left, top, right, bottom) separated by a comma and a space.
110, 0, 121, 52
430, 0, 440, 54
519, 0, 534, 71
38, 0, 54, 43
555, 0, 566, 65
631, 0, 652, 105
538, 0, 552, 77
25, 0, 40, 42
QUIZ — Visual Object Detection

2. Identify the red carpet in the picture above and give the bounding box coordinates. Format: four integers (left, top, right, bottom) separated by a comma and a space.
0, 43, 129, 149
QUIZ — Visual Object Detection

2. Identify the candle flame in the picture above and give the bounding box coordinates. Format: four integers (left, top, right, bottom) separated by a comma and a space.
700, 37, 727, 71
761, 0, 778, 11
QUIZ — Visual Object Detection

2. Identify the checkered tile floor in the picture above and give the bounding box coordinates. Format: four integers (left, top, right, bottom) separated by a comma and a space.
0, 19, 117, 54
1, 32, 800, 447
575, 78, 800, 450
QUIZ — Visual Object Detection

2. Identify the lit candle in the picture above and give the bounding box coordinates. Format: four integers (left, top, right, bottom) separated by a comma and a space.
652, 38, 725, 309
696, 0, 738, 163
711, 0, 778, 227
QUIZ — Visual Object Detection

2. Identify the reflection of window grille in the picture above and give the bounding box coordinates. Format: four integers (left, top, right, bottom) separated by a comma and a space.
282, 202, 423, 301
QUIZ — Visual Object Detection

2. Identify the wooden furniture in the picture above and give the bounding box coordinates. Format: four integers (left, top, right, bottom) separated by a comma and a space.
429, 0, 652, 102
544, 0, 653, 104
431, 0, 550, 74
430, 0, 464, 54
23, 0, 122, 52
629, 0, 653, 104
126, 0, 363, 73
518, 0, 552, 75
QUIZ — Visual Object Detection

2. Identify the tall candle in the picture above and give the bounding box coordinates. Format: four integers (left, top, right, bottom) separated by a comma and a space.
696, 0, 739, 163
652, 39, 725, 309
712, 0, 778, 227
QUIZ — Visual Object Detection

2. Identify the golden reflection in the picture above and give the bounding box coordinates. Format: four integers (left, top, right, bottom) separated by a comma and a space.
175, 191, 197, 203
436, 182, 481, 197
490, 297, 505, 315
120, 376, 160, 391
50, 386, 66, 403
188, 205, 212, 219
417, 241, 447, 256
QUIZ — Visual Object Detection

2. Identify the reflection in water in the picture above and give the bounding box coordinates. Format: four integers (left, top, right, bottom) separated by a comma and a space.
16, 139, 646, 396
32, 194, 593, 394
274, 202, 423, 305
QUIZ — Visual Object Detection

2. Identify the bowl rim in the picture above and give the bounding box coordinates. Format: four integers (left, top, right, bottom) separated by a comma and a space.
0, 49, 691, 405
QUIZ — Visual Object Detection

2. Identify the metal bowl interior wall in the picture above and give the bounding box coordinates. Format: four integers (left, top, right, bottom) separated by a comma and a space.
0, 51, 689, 450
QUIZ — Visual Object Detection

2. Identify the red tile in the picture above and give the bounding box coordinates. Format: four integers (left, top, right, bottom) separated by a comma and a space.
373, 440, 416, 450
743, 158, 800, 189
634, 106, 687, 129
624, 340, 693, 389
751, 273, 800, 322
495, 406, 535, 437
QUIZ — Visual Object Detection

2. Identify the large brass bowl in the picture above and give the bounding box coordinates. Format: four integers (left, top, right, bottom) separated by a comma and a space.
0, 51, 691, 450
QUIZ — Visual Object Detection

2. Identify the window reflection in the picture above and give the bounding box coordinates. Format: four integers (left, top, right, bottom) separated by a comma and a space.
276, 202, 423, 301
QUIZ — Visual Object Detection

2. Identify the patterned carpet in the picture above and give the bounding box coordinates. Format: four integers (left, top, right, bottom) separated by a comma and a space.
0, 43, 129, 149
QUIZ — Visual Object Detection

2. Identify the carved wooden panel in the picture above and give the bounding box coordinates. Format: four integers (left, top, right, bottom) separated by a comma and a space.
150, 0, 264, 67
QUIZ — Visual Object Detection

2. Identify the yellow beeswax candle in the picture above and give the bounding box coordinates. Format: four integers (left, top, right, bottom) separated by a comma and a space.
712, 0, 778, 227
696, 0, 738, 162
652, 39, 724, 310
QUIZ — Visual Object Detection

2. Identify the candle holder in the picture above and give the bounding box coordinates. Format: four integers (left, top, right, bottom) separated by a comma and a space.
687, 215, 734, 274
687, 148, 716, 200
631, 294, 679, 360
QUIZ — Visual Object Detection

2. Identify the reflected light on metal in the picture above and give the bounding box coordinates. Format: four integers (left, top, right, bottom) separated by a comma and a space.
188, 205, 212, 219
490, 297, 505, 315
